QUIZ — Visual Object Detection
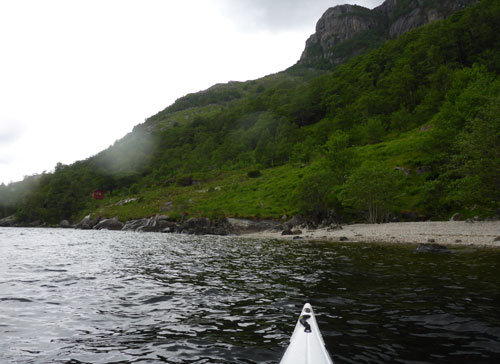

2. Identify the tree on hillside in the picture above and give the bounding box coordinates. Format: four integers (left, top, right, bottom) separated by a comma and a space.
341, 161, 404, 223
324, 130, 358, 184
449, 95, 500, 207
293, 164, 338, 219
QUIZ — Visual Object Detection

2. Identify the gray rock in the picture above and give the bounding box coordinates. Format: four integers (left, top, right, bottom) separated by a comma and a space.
160, 221, 178, 233
210, 219, 233, 236
378, 0, 476, 38
0, 215, 17, 227
450, 213, 463, 221
59, 220, 71, 228
299, 4, 379, 66
75, 215, 101, 230
93, 217, 124, 231
183, 217, 212, 235
158, 216, 233, 235
415, 243, 451, 254
122, 215, 174, 232
122, 218, 149, 231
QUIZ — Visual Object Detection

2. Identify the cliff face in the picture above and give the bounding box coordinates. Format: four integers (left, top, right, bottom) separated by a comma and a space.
299, 5, 382, 66
298, 0, 478, 67
377, 0, 476, 38
307, 5, 379, 50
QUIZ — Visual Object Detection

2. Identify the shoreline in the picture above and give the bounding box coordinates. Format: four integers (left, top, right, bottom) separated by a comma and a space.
242, 221, 500, 248
2, 218, 500, 248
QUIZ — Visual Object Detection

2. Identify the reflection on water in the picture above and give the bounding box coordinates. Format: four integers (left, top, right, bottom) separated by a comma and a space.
0, 228, 499, 363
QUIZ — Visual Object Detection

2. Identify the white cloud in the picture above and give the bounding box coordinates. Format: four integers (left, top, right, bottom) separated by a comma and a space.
0, 153, 14, 166
0, 118, 24, 145
219, 0, 385, 32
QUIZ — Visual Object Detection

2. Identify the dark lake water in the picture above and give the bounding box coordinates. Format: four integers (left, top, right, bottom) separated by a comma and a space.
1, 228, 500, 364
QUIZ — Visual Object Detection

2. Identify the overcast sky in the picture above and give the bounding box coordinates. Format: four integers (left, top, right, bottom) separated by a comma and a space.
0, 0, 383, 184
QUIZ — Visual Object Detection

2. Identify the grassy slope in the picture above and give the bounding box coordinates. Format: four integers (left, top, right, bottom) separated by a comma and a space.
81, 127, 435, 222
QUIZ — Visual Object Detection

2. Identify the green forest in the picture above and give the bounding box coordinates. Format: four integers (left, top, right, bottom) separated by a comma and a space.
1, 0, 499, 225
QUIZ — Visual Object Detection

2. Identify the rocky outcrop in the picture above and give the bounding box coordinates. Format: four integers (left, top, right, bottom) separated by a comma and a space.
75, 215, 101, 230
377, 0, 475, 38
298, 0, 478, 67
122, 215, 173, 232
299, 5, 380, 66
0, 215, 18, 227
93, 217, 124, 231
122, 214, 234, 235
177, 217, 232, 235
75, 214, 238, 235
226, 218, 280, 234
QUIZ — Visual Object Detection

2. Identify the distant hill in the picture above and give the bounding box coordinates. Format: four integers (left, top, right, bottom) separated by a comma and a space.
1, 0, 499, 227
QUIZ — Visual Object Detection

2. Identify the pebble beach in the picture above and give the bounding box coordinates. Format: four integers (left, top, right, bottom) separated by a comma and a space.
244, 221, 500, 247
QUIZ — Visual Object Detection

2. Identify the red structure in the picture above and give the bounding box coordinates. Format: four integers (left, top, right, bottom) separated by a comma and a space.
92, 190, 104, 200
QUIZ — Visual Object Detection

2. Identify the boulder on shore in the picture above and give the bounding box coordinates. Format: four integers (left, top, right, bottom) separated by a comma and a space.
122, 215, 172, 232
93, 217, 124, 231
59, 220, 71, 228
122, 218, 150, 231
75, 215, 101, 230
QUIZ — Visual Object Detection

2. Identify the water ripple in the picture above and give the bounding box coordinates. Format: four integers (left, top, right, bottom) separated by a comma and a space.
0, 228, 499, 363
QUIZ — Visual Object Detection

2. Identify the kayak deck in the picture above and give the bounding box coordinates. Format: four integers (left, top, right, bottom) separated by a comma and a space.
279, 303, 334, 364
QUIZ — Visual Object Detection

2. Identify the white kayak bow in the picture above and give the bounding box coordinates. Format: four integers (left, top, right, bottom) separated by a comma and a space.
279, 303, 334, 364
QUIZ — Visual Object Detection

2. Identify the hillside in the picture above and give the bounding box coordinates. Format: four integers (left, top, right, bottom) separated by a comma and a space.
1, 0, 500, 228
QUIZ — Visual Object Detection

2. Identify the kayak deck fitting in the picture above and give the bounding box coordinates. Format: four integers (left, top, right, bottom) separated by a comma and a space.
279, 303, 334, 364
